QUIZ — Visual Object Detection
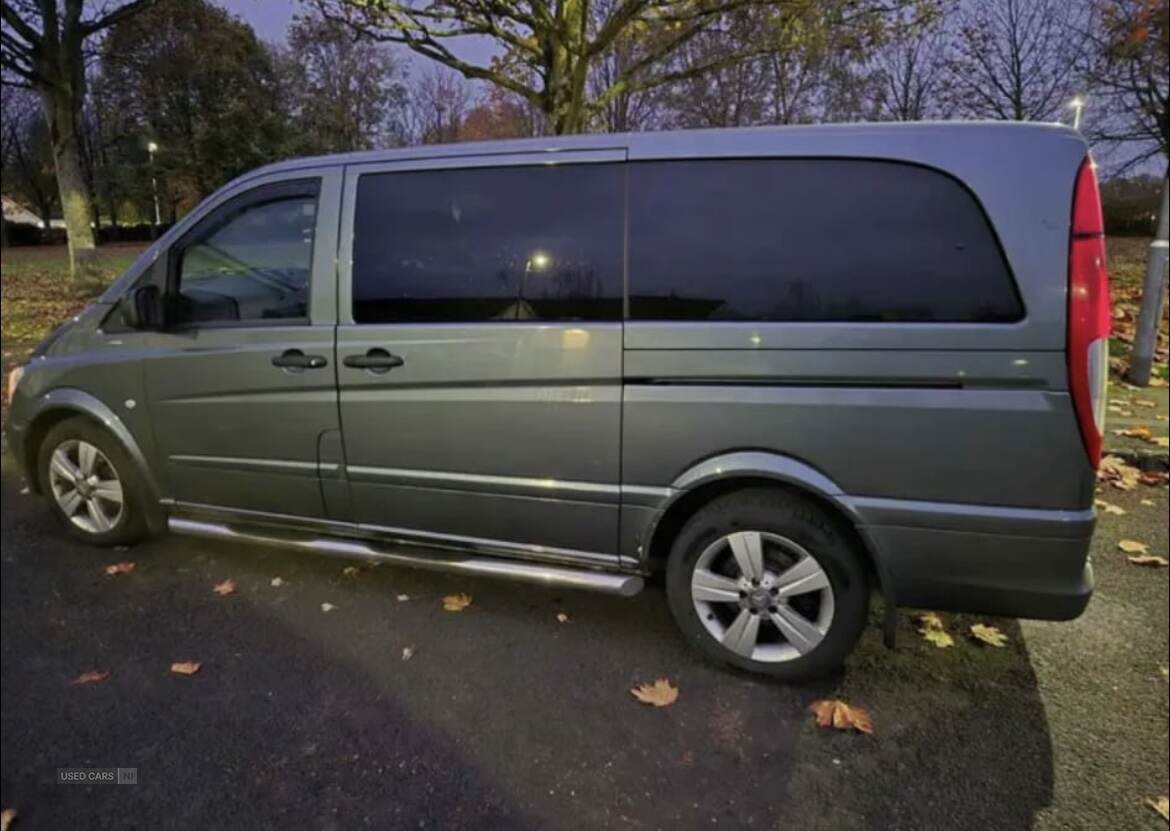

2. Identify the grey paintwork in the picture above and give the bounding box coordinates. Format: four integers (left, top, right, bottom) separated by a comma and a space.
5, 122, 1096, 621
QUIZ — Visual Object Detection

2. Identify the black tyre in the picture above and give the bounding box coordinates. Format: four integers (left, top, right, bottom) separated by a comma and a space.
665, 488, 869, 680
37, 416, 148, 547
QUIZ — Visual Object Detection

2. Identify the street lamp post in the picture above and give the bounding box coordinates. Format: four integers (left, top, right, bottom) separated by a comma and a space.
147, 141, 161, 238
1069, 97, 1085, 131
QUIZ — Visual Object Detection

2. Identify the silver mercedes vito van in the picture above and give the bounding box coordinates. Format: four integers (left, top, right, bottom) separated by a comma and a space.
5, 123, 1110, 679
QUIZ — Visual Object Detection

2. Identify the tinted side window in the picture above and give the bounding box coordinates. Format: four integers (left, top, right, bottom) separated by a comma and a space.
352, 164, 624, 323
174, 189, 318, 324
628, 160, 1023, 322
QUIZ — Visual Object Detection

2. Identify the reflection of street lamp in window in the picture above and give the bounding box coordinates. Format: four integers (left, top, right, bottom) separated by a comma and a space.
519, 251, 552, 312
527, 251, 551, 272
1068, 96, 1085, 130
146, 140, 162, 235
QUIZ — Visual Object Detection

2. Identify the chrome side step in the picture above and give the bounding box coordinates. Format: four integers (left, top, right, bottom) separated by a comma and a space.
169, 518, 644, 597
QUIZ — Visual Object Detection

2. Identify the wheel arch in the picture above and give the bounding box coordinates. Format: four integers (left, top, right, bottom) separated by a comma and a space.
23, 389, 165, 532
641, 452, 894, 618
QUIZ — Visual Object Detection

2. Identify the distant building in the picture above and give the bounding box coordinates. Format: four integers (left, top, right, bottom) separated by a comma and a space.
2, 194, 46, 227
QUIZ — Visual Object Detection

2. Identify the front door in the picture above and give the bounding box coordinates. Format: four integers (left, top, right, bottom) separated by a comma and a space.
335, 151, 626, 561
143, 169, 344, 519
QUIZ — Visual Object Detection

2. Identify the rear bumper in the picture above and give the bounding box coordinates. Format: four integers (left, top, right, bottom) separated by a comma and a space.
847, 497, 1095, 621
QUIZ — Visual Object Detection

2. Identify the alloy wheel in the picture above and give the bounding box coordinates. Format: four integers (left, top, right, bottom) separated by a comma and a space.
690, 530, 835, 663
47, 439, 124, 534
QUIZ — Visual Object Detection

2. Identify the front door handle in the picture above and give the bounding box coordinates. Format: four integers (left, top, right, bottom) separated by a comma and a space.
343, 348, 405, 373
272, 349, 328, 370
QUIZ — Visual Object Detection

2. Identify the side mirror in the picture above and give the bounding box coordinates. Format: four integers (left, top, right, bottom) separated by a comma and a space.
128, 285, 164, 330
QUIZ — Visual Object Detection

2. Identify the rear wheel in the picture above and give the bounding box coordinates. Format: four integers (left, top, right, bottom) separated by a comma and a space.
37, 417, 148, 547
665, 488, 869, 680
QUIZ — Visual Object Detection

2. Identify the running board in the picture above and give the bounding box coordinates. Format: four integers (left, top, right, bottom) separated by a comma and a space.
168, 518, 644, 597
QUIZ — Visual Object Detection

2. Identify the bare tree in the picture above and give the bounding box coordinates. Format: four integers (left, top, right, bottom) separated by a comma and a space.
280, 11, 408, 154
312, 0, 912, 135
946, 0, 1084, 121
1079, 0, 1168, 171
1, 83, 59, 231
1, 0, 159, 280
405, 65, 476, 143
874, 9, 952, 120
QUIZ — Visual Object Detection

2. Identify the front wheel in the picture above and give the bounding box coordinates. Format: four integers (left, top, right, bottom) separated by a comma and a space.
665, 488, 869, 680
37, 417, 148, 547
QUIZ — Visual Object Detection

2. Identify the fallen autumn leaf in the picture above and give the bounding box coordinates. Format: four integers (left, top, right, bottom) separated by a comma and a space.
1094, 499, 1126, 515
630, 678, 679, 707
809, 699, 874, 735
1, 808, 15, 831
969, 623, 1009, 647
1118, 539, 1150, 554
104, 561, 135, 576
320, 602, 337, 613
401, 646, 415, 661
170, 661, 201, 675
912, 612, 955, 648
270, 577, 284, 587
1147, 796, 1168, 822
212, 579, 236, 596
556, 612, 570, 624
442, 593, 473, 612
70, 670, 110, 686
1127, 555, 1170, 568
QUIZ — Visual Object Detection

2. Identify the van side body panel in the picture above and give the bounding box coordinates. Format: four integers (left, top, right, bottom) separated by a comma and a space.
618, 123, 1095, 620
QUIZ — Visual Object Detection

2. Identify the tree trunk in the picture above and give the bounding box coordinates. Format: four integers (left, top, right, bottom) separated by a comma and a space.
41, 87, 98, 282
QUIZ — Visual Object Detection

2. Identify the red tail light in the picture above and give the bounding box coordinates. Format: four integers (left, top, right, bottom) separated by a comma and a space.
1067, 158, 1111, 467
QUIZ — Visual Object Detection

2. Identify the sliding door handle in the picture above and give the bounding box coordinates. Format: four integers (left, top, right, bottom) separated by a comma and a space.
343, 348, 405, 373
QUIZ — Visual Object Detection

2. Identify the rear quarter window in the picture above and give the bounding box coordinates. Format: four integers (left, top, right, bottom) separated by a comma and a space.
628, 159, 1023, 322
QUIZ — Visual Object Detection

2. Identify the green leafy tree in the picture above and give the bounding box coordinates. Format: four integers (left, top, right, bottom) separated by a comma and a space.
98, 0, 287, 212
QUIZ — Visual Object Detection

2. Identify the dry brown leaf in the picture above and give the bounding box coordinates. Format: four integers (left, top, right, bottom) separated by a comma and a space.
809, 699, 874, 735
401, 646, 415, 661
1113, 426, 1153, 440
1147, 796, 1169, 822
1118, 539, 1150, 554
396, 594, 410, 602
320, 602, 337, 613
342, 565, 360, 576
104, 561, 135, 576
1094, 499, 1126, 515
1141, 471, 1170, 486
1098, 456, 1142, 490
922, 629, 955, 648
1152, 436, 1170, 448
170, 661, 201, 676
1128, 555, 1170, 568
1133, 399, 1158, 408
556, 612, 570, 624
969, 623, 1009, 648
212, 579, 236, 596
70, 669, 110, 686
1141, 499, 1156, 506
442, 593, 473, 612
912, 612, 955, 648
630, 678, 679, 707
1, 808, 16, 831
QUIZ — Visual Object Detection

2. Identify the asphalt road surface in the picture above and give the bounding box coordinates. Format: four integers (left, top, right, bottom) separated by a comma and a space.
2, 460, 1167, 830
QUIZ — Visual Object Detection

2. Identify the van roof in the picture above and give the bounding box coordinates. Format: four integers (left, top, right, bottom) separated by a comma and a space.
253, 120, 1082, 177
